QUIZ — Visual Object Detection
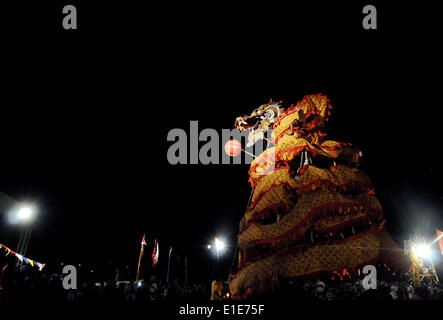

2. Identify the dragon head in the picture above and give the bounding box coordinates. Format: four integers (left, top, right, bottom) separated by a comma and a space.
235, 100, 282, 146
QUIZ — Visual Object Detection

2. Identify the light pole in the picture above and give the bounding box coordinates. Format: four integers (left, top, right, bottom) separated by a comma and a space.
208, 236, 226, 278
408, 236, 440, 287
214, 237, 226, 259
15, 205, 36, 265
0, 192, 37, 263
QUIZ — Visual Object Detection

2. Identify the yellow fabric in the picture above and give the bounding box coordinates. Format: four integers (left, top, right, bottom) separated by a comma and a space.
273, 94, 330, 140
149, 283, 158, 293
249, 165, 371, 213
230, 231, 403, 296
248, 136, 357, 186
238, 189, 380, 249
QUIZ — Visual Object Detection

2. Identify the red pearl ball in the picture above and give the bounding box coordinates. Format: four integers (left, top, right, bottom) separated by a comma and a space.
224, 139, 242, 157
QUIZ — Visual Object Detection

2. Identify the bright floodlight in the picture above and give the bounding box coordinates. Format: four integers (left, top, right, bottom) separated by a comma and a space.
215, 237, 225, 252
414, 244, 431, 259
17, 206, 33, 221
207, 244, 212, 249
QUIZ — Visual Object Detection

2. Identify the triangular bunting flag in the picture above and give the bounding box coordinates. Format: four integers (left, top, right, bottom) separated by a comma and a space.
0, 242, 44, 269
36, 262, 45, 271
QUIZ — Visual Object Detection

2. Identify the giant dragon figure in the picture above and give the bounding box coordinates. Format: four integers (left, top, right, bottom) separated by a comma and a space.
229, 94, 406, 299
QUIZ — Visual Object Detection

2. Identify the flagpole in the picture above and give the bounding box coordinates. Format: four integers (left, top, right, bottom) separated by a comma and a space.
136, 234, 146, 283
135, 243, 143, 283
166, 247, 173, 284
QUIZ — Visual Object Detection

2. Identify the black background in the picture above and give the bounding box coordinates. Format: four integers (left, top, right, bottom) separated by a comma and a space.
1, 1, 442, 285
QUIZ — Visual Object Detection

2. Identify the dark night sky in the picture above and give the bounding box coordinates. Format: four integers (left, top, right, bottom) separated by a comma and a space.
1, 2, 442, 281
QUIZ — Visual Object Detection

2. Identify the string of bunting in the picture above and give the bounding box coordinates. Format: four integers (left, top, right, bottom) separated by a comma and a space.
0, 243, 45, 271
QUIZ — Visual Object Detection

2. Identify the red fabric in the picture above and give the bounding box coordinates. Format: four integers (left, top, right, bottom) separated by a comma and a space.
152, 239, 159, 267
141, 234, 147, 246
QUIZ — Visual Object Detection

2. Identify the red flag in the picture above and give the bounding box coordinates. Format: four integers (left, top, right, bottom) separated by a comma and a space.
436, 229, 443, 256
152, 239, 159, 267
141, 234, 147, 246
